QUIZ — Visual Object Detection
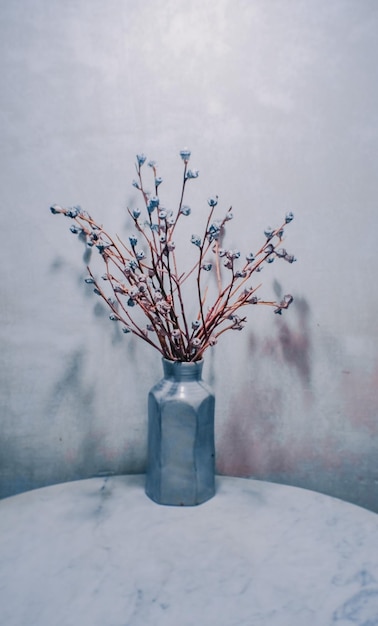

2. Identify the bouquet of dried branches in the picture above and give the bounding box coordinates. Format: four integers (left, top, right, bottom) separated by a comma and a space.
50, 149, 295, 361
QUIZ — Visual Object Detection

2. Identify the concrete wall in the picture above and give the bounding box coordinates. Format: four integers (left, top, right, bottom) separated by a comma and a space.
1, 0, 377, 511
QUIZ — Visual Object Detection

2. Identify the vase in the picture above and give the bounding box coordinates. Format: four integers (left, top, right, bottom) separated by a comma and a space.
145, 358, 215, 506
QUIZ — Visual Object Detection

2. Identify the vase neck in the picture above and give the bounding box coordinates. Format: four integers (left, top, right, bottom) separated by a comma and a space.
162, 358, 203, 381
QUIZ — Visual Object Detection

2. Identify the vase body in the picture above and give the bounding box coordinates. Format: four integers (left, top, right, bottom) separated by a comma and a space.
145, 358, 215, 506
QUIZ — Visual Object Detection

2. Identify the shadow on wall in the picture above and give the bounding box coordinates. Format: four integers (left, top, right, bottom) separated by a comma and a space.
273, 284, 312, 386
217, 291, 313, 478
0, 347, 109, 498
39, 250, 149, 488
217, 290, 378, 511
42, 339, 145, 488
45, 348, 101, 479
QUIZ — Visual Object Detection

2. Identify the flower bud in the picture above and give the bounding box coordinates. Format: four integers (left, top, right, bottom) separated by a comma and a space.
186, 169, 199, 179
180, 148, 191, 162
285, 212, 294, 223
136, 154, 146, 166
180, 205, 191, 216
147, 196, 159, 213
201, 262, 212, 271
264, 226, 274, 239
191, 234, 202, 247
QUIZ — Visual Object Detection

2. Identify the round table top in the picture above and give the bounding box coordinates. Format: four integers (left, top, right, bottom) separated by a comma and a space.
1, 475, 378, 626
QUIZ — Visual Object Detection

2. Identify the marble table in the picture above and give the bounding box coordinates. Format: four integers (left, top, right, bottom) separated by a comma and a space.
1, 475, 378, 626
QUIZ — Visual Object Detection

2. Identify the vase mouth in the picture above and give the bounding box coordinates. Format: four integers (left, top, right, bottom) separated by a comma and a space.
162, 358, 204, 380
162, 357, 203, 364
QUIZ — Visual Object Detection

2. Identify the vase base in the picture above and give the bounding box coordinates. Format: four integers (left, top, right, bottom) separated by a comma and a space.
145, 487, 215, 507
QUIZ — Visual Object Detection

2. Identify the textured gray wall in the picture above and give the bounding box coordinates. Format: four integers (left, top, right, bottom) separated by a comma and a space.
1, 0, 378, 510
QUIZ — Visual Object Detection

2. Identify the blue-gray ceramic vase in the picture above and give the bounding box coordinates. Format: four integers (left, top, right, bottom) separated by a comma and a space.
145, 358, 215, 506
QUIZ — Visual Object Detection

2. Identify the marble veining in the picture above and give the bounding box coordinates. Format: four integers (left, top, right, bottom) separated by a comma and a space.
0, 475, 377, 626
